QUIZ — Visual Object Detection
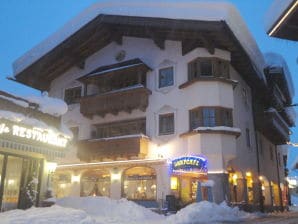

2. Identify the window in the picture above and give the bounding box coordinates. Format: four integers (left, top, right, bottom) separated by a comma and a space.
159, 113, 174, 135
200, 60, 212, 77
159, 66, 174, 88
188, 58, 229, 81
123, 166, 156, 200
189, 107, 233, 130
80, 170, 110, 197
64, 86, 82, 104
246, 128, 251, 148
95, 118, 146, 139
202, 108, 216, 127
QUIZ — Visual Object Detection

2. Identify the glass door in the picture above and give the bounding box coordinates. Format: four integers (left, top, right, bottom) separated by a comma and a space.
1, 156, 23, 212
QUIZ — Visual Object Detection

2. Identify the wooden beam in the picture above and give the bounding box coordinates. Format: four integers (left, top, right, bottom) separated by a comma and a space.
199, 34, 215, 55
152, 35, 165, 50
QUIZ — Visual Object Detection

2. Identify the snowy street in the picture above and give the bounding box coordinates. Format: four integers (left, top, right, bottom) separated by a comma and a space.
239, 210, 298, 224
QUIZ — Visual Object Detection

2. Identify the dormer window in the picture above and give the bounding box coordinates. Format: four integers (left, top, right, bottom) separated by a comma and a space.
188, 58, 229, 81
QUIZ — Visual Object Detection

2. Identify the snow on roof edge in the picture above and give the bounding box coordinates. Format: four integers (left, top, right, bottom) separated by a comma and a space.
12, 0, 266, 83
264, 0, 295, 33
264, 52, 295, 97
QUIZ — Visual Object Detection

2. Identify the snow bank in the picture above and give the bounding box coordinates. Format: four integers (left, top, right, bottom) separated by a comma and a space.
167, 201, 257, 224
24, 92, 68, 117
56, 196, 164, 224
13, 0, 266, 82
0, 205, 95, 224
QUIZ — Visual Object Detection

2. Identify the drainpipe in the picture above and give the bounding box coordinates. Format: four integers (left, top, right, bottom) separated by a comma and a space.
275, 145, 284, 211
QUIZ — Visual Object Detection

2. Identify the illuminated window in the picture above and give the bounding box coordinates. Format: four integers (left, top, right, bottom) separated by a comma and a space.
122, 166, 156, 200
80, 170, 110, 197
171, 176, 178, 190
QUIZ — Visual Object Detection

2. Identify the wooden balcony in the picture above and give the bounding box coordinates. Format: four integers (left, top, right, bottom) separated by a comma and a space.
80, 85, 151, 117
77, 134, 149, 161
262, 109, 290, 145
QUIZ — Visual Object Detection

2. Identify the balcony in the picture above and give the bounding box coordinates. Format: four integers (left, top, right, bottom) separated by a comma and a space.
262, 108, 290, 145
77, 134, 149, 161
80, 85, 151, 117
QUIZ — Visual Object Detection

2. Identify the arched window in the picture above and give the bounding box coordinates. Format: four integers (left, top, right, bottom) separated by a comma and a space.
122, 166, 156, 200
80, 169, 110, 197
53, 172, 72, 198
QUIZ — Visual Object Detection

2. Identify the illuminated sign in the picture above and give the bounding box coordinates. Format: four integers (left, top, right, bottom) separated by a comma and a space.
0, 122, 70, 148
172, 156, 208, 173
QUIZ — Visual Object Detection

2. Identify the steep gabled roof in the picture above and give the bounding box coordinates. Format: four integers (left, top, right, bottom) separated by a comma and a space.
12, 1, 267, 91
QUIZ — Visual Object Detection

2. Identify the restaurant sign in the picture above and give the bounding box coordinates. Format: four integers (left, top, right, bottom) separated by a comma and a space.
172, 156, 208, 173
0, 122, 69, 148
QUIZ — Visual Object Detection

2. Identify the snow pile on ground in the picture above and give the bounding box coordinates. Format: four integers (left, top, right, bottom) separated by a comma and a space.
56, 196, 164, 224
0, 197, 261, 224
0, 205, 95, 224
167, 201, 257, 224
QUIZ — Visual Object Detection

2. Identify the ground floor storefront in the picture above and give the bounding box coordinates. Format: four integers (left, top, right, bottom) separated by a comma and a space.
53, 156, 287, 212
0, 120, 69, 212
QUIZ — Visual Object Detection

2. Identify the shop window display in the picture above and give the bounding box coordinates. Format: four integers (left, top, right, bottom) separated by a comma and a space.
80, 170, 110, 197
53, 173, 72, 198
123, 166, 156, 200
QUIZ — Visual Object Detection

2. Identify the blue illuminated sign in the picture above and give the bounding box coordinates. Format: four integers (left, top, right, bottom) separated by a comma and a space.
171, 156, 208, 173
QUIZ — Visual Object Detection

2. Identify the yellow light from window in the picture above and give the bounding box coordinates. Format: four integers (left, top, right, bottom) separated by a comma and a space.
246, 172, 252, 177
259, 176, 263, 181
171, 176, 178, 190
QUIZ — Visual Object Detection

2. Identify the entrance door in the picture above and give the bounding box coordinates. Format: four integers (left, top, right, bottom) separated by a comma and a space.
1, 156, 23, 211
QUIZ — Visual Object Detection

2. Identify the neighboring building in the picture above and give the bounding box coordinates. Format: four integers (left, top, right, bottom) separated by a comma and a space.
266, 0, 298, 41
0, 91, 71, 211
11, 1, 295, 211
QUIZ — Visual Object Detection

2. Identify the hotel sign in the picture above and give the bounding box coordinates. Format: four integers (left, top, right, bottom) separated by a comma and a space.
172, 156, 208, 173
0, 122, 69, 148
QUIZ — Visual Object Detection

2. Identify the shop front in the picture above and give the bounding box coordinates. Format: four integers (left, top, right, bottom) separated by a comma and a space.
0, 118, 70, 211
53, 159, 166, 207
170, 156, 209, 205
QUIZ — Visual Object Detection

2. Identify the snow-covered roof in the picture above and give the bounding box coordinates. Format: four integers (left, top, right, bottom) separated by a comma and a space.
0, 90, 67, 117
264, 52, 295, 99
265, 0, 296, 33
13, 0, 266, 83
24, 92, 68, 117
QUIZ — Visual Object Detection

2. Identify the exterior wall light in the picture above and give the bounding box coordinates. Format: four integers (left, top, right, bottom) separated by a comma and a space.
111, 173, 121, 181
71, 175, 80, 183
47, 162, 57, 173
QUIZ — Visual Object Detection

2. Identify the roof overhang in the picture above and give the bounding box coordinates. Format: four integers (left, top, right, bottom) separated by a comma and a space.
14, 14, 266, 92
267, 0, 298, 40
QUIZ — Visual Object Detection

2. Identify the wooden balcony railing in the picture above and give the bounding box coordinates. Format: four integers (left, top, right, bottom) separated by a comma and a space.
80, 85, 151, 117
77, 134, 149, 161
262, 109, 290, 144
